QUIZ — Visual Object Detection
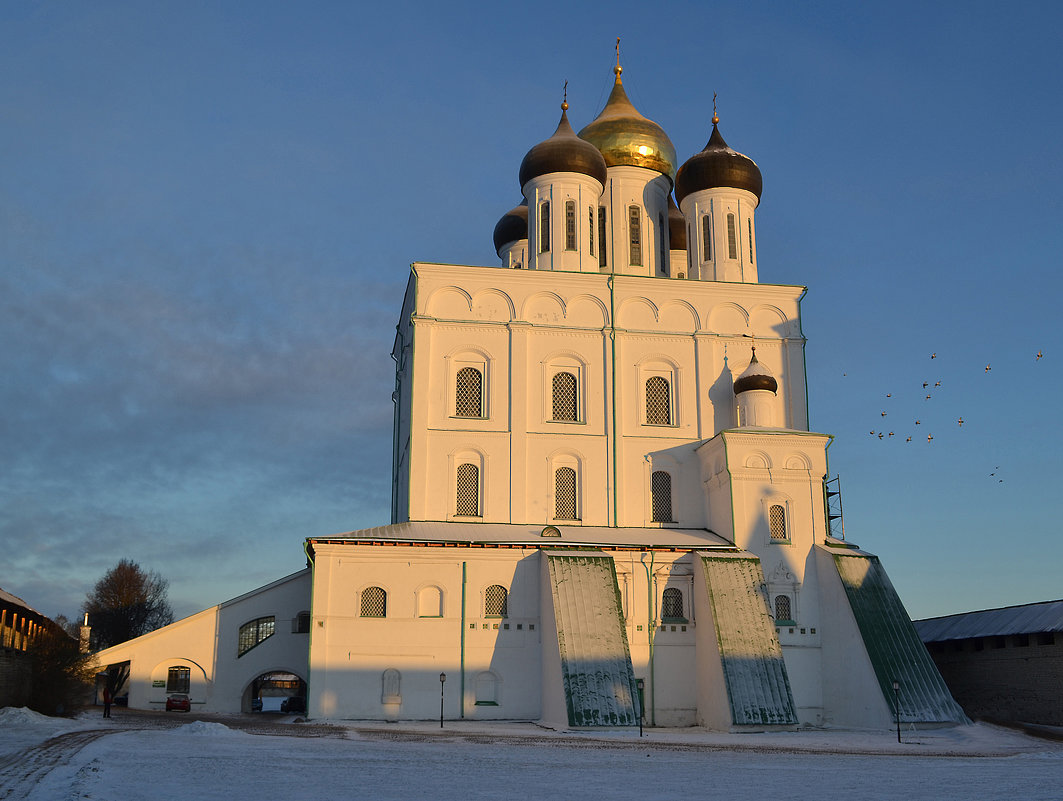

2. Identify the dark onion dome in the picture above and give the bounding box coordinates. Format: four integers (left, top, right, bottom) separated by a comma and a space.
667, 195, 686, 250
519, 104, 608, 189
577, 66, 677, 181
492, 201, 528, 256
675, 120, 763, 205
733, 348, 778, 395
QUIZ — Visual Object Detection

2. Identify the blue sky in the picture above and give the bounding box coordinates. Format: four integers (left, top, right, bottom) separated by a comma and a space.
3, 1, 1061, 622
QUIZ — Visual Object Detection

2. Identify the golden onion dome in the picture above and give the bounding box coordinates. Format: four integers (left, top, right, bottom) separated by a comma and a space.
492, 200, 528, 256
519, 104, 608, 190
675, 119, 763, 204
577, 66, 677, 182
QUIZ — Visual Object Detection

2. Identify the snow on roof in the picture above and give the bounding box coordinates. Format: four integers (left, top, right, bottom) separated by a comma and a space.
0, 587, 43, 616
914, 599, 1063, 642
307, 521, 736, 551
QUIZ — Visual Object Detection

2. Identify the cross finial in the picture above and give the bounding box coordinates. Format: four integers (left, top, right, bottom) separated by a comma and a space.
562, 80, 568, 111
614, 37, 622, 76
712, 92, 719, 126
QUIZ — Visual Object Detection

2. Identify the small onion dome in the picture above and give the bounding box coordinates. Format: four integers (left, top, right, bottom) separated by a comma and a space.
667, 195, 686, 250
492, 200, 528, 256
578, 69, 677, 181
733, 348, 778, 395
675, 123, 762, 205
519, 104, 608, 189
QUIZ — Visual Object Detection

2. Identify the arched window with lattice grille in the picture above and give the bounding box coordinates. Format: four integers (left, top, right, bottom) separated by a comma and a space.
456, 463, 480, 517
554, 466, 578, 520
552, 371, 578, 422
360, 587, 387, 618
774, 594, 792, 623
769, 504, 788, 541
454, 367, 483, 418
662, 587, 684, 621
484, 584, 508, 617
651, 471, 673, 523
645, 375, 671, 425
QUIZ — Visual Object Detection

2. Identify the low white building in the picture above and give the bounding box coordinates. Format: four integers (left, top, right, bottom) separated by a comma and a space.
97, 61, 965, 731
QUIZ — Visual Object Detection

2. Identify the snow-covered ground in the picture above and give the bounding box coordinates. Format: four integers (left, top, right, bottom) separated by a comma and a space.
2, 707, 1061, 800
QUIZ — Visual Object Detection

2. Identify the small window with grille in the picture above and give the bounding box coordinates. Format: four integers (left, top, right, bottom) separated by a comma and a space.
702, 215, 712, 261
628, 205, 642, 266
651, 471, 673, 522
645, 375, 672, 425
726, 213, 738, 259
598, 206, 608, 267
167, 666, 190, 693
360, 586, 387, 618
774, 594, 793, 623
662, 587, 685, 622
454, 366, 483, 418
293, 612, 310, 634
456, 463, 480, 517
540, 202, 550, 253
565, 200, 576, 250
484, 584, 508, 617
554, 466, 578, 520
769, 504, 788, 541
551, 371, 578, 422
588, 206, 595, 256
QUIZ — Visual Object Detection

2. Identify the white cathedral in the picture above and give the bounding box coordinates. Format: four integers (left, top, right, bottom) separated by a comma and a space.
95, 61, 966, 731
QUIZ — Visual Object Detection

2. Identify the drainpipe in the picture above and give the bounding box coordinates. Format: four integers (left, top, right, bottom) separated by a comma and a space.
460, 561, 467, 718
609, 275, 619, 527
640, 551, 656, 726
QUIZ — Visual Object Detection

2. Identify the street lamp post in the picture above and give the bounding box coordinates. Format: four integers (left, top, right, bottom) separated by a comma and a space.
439, 672, 447, 729
892, 680, 901, 743
636, 678, 645, 738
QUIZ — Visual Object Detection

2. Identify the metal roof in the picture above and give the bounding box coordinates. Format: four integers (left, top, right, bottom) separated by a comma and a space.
0, 587, 43, 616
914, 599, 1063, 642
307, 521, 735, 551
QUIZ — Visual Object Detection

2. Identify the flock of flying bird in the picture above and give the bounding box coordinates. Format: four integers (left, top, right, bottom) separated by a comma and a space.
852, 349, 1045, 483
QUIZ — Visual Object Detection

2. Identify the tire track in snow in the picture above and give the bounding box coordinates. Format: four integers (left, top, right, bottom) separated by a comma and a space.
0, 729, 110, 800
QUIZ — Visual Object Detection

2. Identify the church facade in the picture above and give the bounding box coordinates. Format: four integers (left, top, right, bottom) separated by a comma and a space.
96, 62, 965, 731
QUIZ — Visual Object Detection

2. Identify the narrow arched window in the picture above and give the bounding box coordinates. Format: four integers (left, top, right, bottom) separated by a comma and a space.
598, 206, 608, 267
485, 584, 508, 617
417, 586, 443, 617
588, 207, 595, 256
726, 213, 737, 259
769, 504, 788, 541
456, 463, 480, 516
774, 594, 792, 622
360, 587, 387, 618
628, 205, 642, 266
702, 215, 712, 261
555, 466, 578, 520
662, 587, 684, 621
748, 218, 754, 263
645, 376, 671, 425
455, 367, 483, 418
381, 669, 401, 703
552, 371, 578, 422
651, 471, 672, 522
659, 213, 667, 274
565, 200, 576, 250
540, 202, 550, 253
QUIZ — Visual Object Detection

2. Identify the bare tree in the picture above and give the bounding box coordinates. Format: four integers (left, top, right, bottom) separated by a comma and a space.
83, 560, 174, 649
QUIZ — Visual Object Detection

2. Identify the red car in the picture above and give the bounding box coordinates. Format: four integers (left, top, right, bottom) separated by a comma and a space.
165, 693, 191, 712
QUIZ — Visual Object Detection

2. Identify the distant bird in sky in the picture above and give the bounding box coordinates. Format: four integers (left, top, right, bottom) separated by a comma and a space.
931, 353, 936, 359
926, 394, 932, 400
886, 393, 892, 398
922, 382, 929, 388
915, 420, 921, 425
878, 433, 884, 439
881, 411, 887, 417
985, 365, 991, 372
958, 417, 964, 426
906, 436, 912, 442
888, 432, 894, 437
935, 381, 941, 387
1036, 351, 1042, 361
927, 434, 934, 442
